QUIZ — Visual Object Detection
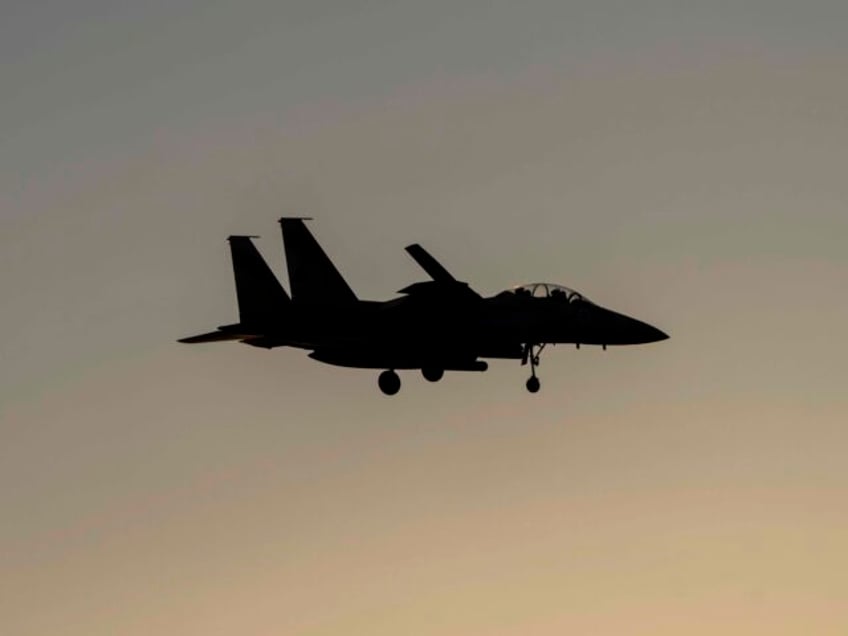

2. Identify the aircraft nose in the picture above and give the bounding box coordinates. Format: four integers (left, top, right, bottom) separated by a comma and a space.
588, 307, 669, 345
619, 314, 669, 344
637, 321, 669, 343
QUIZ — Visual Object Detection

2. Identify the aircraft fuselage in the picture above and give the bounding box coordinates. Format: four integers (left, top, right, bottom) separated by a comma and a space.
180, 220, 668, 394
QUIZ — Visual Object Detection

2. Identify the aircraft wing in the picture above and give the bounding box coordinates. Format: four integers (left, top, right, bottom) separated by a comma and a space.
401, 244, 481, 299
405, 244, 457, 282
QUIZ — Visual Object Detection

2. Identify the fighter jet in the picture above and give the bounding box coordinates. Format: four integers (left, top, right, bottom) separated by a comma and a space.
179, 219, 668, 395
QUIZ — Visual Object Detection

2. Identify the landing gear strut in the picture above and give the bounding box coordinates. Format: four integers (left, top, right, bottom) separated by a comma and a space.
378, 369, 401, 395
521, 343, 546, 393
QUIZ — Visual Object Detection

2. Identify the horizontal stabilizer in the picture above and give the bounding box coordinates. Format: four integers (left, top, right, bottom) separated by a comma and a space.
178, 330, 244, 344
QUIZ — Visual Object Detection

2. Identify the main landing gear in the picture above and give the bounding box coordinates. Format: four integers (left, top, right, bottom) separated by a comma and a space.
377, 368, 441, 395
421, 367, 444, 382
522, 343, 546, 393
378, 369, 401, 395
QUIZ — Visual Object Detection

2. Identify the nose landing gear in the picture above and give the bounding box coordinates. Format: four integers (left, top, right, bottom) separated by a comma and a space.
521, 343, 546, 393
378, 369, 401, 395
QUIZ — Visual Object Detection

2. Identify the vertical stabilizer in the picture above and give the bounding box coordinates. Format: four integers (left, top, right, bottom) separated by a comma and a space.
278, 218, 358, 304
228, 236, 290, 326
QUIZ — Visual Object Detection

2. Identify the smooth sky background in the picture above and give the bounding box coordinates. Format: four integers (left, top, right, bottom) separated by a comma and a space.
2, 2, 847, 634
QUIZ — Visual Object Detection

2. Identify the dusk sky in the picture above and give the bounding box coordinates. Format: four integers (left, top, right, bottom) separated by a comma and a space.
2, 2, 848, 634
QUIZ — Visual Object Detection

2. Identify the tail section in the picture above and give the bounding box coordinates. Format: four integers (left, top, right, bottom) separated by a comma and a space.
278, 218, 358, 304
228, 236, 291, 327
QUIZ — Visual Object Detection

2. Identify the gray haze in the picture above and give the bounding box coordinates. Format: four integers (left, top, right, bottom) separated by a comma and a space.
2, 2, 847, 634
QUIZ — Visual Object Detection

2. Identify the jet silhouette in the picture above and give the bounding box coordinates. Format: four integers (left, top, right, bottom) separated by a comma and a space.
180, 219, 668, 395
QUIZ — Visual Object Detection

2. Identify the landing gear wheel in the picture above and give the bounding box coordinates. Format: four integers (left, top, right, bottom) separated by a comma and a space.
378, 370, 401, 395
521, 343, 547, 393
422, 367, 444, 382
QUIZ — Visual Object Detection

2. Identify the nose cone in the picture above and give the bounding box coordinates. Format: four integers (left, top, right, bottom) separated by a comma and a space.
630, 319, 669, 344
585, 306, 669, 345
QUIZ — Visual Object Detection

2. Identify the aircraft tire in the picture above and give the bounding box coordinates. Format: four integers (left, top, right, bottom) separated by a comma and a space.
526, 376, 541, 393
422, 367, 444, 382
378, 370, 401, 395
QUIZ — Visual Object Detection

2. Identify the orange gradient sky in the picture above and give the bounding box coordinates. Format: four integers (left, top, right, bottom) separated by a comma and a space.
2, 2, 847, 634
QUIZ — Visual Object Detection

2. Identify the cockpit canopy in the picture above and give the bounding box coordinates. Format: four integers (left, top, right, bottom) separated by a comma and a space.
506, 282, 589, 303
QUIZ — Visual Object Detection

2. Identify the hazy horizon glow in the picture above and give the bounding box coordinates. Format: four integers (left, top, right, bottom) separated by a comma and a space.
2, 2, 847, 634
